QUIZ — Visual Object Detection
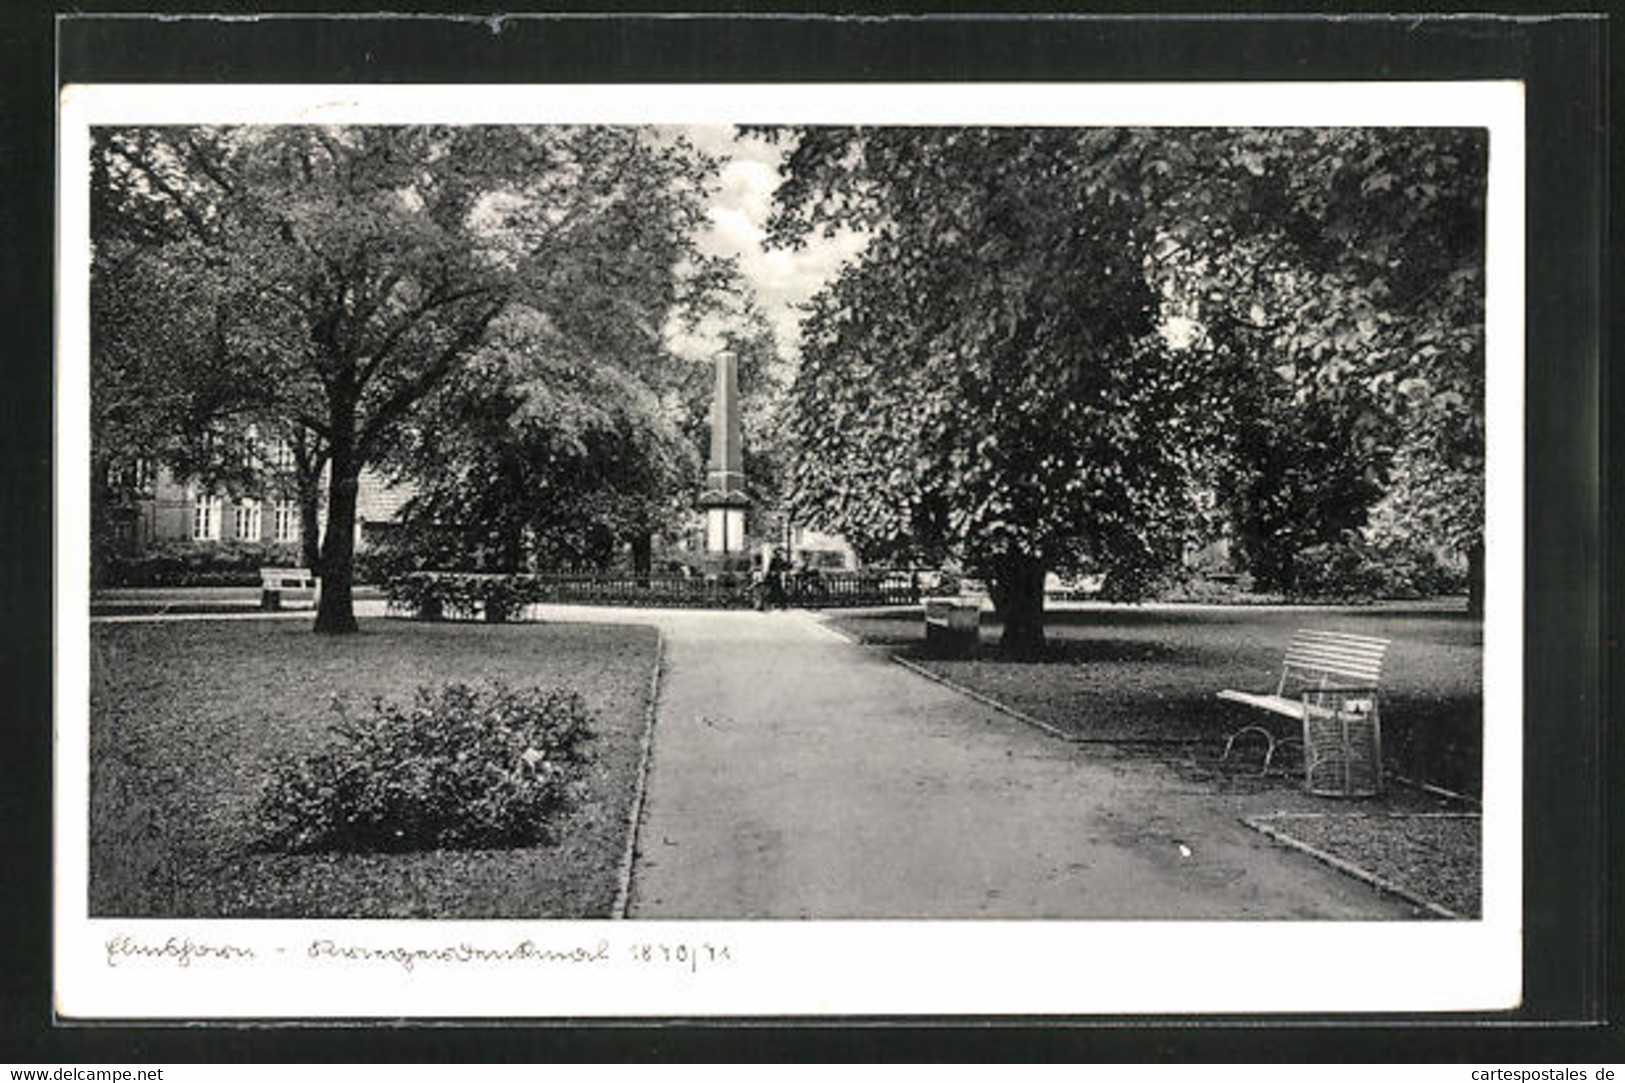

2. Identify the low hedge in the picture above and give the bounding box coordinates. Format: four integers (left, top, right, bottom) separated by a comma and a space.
382, 569, 922, 616
103, 541, 306, 588
385, 571, 757, 618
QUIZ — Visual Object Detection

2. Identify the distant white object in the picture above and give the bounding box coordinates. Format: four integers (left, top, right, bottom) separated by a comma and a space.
258, 566, 318, 610
1045, 571, 1104, 598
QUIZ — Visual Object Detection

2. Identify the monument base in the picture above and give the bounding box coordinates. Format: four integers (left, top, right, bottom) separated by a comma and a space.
690, 550, 753, 577
704, 505, 747, 556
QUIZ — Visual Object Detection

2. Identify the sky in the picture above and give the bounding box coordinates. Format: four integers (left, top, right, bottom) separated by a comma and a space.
669, 125, 1192, 361
665, 125, 868, 365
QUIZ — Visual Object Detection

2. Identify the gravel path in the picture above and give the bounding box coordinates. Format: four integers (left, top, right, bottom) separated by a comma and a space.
528, 606, 1418, 920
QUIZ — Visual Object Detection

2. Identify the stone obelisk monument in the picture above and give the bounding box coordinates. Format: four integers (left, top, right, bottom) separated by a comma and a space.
699, 351, 749, 554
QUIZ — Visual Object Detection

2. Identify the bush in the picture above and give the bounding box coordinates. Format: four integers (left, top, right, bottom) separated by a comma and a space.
256, 681, 595, 853
1292, 536, 1468, 601
383, 571, 758, 613
104, 540, 304, 588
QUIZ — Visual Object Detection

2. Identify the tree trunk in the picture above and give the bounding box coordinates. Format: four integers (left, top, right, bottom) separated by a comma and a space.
1466, 540, 1484, 618
991, 553, 1047, 656
631, 531, 653, 587
314, 428, 360, 635
291, 428, 328, 573
503, 521, 524, 574
297, 466, 324, 574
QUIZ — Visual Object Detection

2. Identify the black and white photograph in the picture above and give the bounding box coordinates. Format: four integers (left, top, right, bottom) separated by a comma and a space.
55, 80, 1527, 1019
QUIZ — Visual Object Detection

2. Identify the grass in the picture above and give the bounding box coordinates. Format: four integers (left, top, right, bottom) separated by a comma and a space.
89, 618, 659, 919
829, 603, 1483, 796
1244, 813, 1482, 918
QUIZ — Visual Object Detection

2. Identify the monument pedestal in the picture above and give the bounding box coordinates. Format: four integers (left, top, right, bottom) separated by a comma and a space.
705, 505, 746, 555
699, 349, 750, 558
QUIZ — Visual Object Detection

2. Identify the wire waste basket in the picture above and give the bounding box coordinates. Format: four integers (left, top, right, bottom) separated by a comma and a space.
1301, 687, 1383, 797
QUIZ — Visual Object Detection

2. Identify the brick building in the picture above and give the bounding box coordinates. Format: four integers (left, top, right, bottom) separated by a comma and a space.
105, 443, 410, 558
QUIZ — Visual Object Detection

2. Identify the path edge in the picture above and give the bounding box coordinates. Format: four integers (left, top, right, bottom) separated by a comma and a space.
891, 645, 1194, 747
1240, 813, 1464, 920
888, 653, 1082, 743
817, 612, 1198, 747
611, 625, 665, 919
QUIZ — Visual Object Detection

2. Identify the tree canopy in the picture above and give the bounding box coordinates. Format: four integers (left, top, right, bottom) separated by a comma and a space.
1153, 128, 1487, 602
763, 125, 1487, 648
766, 127, 1224, 650
92, 124, 720, 630
384, 307, 699, 574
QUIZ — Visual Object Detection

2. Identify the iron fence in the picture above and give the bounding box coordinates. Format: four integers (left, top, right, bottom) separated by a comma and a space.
384, 569, 920, 619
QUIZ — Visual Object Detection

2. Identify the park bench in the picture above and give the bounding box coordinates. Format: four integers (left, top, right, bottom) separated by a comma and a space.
259, 566, 318, 610
1216, 629, 1391, 791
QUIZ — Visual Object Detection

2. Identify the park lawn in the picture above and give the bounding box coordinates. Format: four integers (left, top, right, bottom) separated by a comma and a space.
89, 618, 658, 919
829, 603, 1483, 796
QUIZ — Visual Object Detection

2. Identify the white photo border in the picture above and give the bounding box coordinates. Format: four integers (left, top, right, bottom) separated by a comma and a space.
55, 81, 1524, 1019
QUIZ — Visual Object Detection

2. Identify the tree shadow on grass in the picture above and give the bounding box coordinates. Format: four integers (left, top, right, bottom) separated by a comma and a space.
893, 633, 1196, 665
1041, 604, 1481, 633
970, 636, 1198, 666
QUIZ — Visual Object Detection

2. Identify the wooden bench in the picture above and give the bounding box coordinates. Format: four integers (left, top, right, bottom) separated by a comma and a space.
259, 566, 318, 610
1217, 629, 1390, 778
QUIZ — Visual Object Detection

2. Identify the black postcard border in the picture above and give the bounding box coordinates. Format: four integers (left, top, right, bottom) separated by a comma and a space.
3, 3, 1613, 1063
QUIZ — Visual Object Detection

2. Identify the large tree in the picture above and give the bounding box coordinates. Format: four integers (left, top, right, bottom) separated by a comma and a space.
1193, 309, 1391, 594
387, 307, 699, 575
765, 126, 1489, 651
1156, 128, 1487, 609
765, 127, 1215, 652
92, 124, 717, 631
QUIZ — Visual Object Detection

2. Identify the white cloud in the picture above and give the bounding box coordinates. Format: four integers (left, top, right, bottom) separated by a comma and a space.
671, 125, 871, 363
717, 159, 777, 225
706, 205, 764, 256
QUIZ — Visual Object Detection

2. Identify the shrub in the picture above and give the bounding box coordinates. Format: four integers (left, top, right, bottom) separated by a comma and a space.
383, 571, 758, 613
1292, 535, 1468, 601
104, 540, 304, 587
256, 681, 596, 853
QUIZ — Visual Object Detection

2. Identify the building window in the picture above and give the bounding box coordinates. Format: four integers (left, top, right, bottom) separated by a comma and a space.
274, 499, 299, 544
192, 494, 222, 541
234, 498, 262, 542
271, 438, 295, 470
131, 458, 153, 493
240, 424, 262, 470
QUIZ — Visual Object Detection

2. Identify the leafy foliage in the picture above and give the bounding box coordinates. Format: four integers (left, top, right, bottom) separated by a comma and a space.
1203, 319, 1391, 594
256, 682, 595, 853
102, 539, 304, 588
382, 569, 917, 612
1154, 128, 1487, 604
92, 125, 721, 630
765, 127, 1219, 649
1290, 535, 1468, 602
389, 317, 699, 575
761, 126, 1487, 642
385, 262, 789, 576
